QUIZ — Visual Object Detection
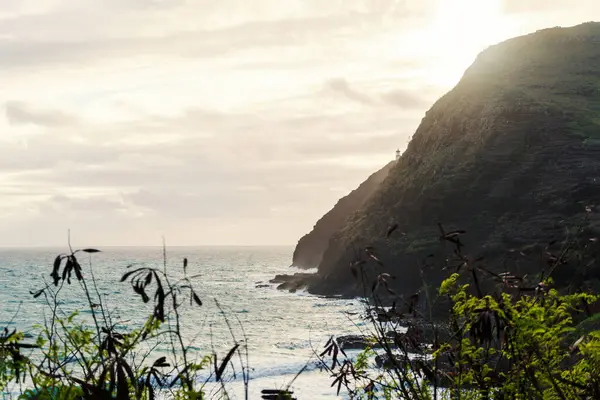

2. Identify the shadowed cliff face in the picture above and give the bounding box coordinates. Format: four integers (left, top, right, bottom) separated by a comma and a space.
291, 162, 395, 269
307, 22, 600, 297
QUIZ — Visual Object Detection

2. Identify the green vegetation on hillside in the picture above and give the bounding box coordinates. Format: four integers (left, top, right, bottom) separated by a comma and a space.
309, 22, 600, 300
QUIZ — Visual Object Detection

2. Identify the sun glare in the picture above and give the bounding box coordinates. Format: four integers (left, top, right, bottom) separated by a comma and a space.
422, 0, 514, 86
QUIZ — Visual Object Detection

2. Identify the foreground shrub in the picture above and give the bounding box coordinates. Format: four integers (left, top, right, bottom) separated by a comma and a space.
318, 225, 600, 399
0, 244, 262, 399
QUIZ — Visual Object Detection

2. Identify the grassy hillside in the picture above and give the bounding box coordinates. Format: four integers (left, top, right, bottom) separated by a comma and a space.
309, 22, 600, 297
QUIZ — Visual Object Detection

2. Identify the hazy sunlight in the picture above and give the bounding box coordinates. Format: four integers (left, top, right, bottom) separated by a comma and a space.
423, 0, 515, 86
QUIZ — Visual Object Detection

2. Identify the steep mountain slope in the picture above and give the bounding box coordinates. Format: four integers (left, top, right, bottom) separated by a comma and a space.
308, 22, 600, 297
292, 162, 394, 269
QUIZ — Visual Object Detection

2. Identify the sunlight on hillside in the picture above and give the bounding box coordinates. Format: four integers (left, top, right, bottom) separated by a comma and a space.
422, 0, 519, 86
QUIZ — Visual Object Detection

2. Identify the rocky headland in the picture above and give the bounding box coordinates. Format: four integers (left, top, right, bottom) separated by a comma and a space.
275, 22, 600, 301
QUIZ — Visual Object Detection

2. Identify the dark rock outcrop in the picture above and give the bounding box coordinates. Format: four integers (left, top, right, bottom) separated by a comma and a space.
291, 22, 600, 298
291, 162, 395, 269
269, 273, 320, 293
336, 335, 376, 350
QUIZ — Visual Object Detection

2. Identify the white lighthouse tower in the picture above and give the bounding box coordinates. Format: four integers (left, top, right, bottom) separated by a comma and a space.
395, 148, 401, 161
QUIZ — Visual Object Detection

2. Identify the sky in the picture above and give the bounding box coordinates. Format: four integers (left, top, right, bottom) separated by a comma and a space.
1, 0, 599, 247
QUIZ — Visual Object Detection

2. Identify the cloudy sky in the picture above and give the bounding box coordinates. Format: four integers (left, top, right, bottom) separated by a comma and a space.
1, 0, 598, 247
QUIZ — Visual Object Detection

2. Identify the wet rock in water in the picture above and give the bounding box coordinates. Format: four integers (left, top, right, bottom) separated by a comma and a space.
384, 330, 427, 354
374, 353, 457, 388
270, 272, 321, 293
373, 307, 404, 323
335, 334, 406, 351
336, 335, 376, 350
396, 318, 451, 345
375, 353, 408, 369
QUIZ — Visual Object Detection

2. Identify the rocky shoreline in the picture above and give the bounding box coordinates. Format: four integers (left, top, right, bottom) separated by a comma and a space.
269, 272, 321, 293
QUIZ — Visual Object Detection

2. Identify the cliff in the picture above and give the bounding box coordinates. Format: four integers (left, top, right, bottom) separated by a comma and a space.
291, 162, 395, 269
300, 22, 600, 297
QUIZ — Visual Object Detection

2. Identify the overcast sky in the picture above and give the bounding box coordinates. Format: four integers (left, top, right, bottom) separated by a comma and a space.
1, 0, 598, 247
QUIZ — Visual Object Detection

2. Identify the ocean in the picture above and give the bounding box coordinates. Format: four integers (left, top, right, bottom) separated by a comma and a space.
0, 246, 368, 399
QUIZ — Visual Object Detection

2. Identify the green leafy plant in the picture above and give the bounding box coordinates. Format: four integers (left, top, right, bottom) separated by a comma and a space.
317, 223, 600, 399
0, 241, 259, 399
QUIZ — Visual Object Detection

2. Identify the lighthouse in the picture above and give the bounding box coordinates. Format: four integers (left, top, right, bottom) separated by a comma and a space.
395, 148, 401, 161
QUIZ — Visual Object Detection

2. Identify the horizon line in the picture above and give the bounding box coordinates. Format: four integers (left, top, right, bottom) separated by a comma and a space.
0, 244, 295, 249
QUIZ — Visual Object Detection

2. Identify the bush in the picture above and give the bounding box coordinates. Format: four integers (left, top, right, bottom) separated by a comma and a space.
317, 224, 600, 399
0, 244, 264, 399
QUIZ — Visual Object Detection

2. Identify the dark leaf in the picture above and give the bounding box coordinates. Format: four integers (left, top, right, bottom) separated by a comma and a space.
147, 375, 155, 400
386, 223, 398, 237
446, 229, 466, 236
141, 288, 150, 303
151, 371, 164, 388
153, 275, 165, 322
62, 257, 73, 284
108, 362, 116, 395
81, 248, 101, 253
72, 257, 83, 281
216, 344, 240, 381
368, 253, 384, 266
120, 360, 138, 397
152, 356, 170, 368
325, 336, 333, 348
133, 282, 150, 303
154, 297, 165, 322
120, 268, 145, 282
51, 255, 62, 286
74, 267, 83, 281
213, 354, 218, 383
98, 363, 110, 391
116, 364, 129, 400
192, 291, 202, 307
331, 345, 339, 369
338, 343, 347, 358
319, 345, 332, 358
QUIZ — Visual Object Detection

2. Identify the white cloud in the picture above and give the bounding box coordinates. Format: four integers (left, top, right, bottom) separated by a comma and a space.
4, 101, 78, 127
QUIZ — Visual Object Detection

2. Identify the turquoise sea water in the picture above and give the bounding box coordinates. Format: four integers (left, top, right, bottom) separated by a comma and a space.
0, 246, 366, 399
